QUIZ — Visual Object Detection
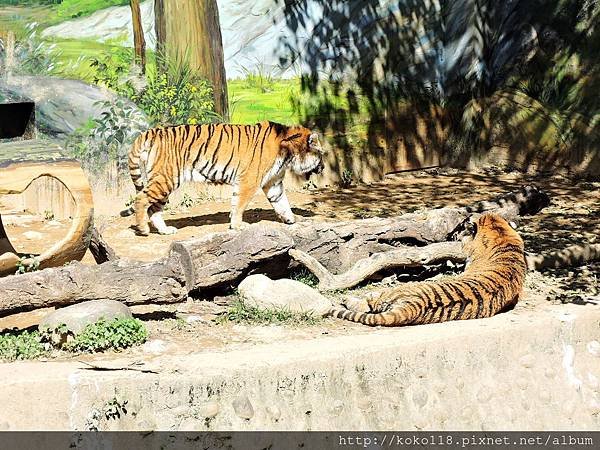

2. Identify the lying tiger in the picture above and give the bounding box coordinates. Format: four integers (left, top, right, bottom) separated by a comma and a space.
329, 213, 527, 326
121, 121, 324, 235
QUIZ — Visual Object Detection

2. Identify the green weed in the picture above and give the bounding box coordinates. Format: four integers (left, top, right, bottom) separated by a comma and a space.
0, 330, 47, 361
218, 297, 321, 326
63, 318, 148, 353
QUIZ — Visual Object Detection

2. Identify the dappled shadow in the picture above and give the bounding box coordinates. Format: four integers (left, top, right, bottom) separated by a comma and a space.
305, 169, 599, 255
275, 0, 599, 178
163, 206, 314, 230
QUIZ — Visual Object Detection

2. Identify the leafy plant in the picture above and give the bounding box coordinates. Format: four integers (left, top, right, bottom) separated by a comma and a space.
15, 255, 40, 274
10, 23, 63, 76
218, 297, 320, 326
65, 99, 147, 175
0, 330, 47, 361
178, 193, 195, 209
239, 60, 276, 93
64, 318, 148, 353
103, 396, 128, 420
289, 267, 319, 288
134, 54, 217, 126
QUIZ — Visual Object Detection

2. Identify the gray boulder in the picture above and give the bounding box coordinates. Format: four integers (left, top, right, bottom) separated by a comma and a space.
238, 274, 332, 317
39, 300, 133, 335
0, 75, 148, 137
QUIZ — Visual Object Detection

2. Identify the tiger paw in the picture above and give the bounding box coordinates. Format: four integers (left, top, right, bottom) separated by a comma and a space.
158, 226, 178, 235
282, 214, 296, 225
135, 225, 150, 236
229, 221, 250, 231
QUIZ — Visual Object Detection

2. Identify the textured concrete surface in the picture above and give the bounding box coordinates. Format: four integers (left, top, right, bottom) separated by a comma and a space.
0, 302, 598, 431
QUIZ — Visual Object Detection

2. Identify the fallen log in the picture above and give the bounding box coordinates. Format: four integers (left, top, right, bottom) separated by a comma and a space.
0, 224, 293, 317
0, 186, 549, 315
291, 243, 600, 292
89, 226, 119, 264
289, 242, 465, 291
287, 184, 549, 272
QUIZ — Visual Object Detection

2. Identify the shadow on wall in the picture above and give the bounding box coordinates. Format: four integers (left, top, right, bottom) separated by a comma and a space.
276, 0, 600, 181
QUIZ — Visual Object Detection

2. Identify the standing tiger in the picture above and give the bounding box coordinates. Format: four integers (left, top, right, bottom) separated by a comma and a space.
329, 214, 527, 326
120, 121, 324, 235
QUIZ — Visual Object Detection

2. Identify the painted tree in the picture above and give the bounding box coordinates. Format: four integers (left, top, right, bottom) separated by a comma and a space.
130, 0, 146, 73
154, 0, 229, 120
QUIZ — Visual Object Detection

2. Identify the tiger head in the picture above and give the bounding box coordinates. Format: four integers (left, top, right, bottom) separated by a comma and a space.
278, 125, 325, 177
462, 213, 524, 262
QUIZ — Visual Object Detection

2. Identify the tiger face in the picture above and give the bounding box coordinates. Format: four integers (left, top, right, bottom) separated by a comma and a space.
280, 127, 325, 177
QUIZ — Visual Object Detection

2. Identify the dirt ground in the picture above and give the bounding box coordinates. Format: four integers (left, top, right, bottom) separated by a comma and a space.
0, 167, 598, 360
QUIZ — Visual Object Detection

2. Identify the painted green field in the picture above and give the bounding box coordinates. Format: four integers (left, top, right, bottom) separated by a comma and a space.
0, 2, 302, 125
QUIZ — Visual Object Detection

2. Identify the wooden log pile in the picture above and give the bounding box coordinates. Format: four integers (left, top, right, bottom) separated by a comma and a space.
0, 185, 558, 316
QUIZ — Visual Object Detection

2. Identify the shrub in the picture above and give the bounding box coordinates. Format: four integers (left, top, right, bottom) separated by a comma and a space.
0, 330, 46, 361
65, 99, 147, 175
57, 318, 148, 353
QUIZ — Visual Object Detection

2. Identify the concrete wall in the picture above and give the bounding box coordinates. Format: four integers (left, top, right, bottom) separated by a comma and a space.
0, 302, 598, 431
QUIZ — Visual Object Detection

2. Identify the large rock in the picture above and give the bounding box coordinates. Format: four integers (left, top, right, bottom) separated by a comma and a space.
0, 75, 148, 137
238, 274, 332, 317
39, 300, 133, 335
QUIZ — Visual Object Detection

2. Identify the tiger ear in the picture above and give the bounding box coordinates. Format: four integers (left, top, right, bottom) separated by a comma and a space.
280, 130, 306, 153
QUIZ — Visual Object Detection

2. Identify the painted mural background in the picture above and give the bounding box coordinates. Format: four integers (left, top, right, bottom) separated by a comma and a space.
0, 0, 598, 185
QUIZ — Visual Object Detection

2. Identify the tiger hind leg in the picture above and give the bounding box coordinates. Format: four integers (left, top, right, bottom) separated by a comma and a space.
229, 180, 256, 230
134, 180, 177, 236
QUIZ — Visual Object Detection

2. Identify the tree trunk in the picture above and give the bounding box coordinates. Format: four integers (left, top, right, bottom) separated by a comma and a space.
130, 0, 146, 73
154, 0, 229, 120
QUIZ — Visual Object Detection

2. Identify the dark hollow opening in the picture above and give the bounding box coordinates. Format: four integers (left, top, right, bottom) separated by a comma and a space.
0, 102, 35, 139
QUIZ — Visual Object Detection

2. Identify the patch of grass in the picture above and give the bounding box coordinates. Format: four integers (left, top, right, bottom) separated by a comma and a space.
289, 267, 319, 288
228, 78, 300, 124
64, 317, 148, 353
55, 0, 129, 21
218, 297, 321, 326
0, 330, 47, 361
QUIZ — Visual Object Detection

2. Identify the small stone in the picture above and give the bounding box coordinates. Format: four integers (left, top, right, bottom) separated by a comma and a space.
544, 367, 556, 378
232, 395, 254, 420
238, 274, 332, 317
198, 401, 220, 419
39, 300, 132, 335
266, 405, 281, 421
23, 231, 43, 240
329, 400, 344, 416
587, 340, 600, 357
143, 339, 167, 354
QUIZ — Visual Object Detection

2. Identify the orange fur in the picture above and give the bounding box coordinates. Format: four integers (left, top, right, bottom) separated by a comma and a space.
329, 214, 527, 326
121, 121, 324, 235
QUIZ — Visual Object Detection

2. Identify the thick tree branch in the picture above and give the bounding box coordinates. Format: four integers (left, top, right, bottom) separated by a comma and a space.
289, 242, 464, 291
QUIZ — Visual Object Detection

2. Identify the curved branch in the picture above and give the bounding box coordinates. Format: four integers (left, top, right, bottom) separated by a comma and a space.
289, 242, 464, 291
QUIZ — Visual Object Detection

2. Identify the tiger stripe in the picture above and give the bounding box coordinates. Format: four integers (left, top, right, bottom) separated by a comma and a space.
328, 214, 527, 327
121, 121, 324, 235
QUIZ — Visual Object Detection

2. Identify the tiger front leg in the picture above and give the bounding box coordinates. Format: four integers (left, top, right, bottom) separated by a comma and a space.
263, 181, 295, 225
149, 203, 177, 235
134, 192, 151, 236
